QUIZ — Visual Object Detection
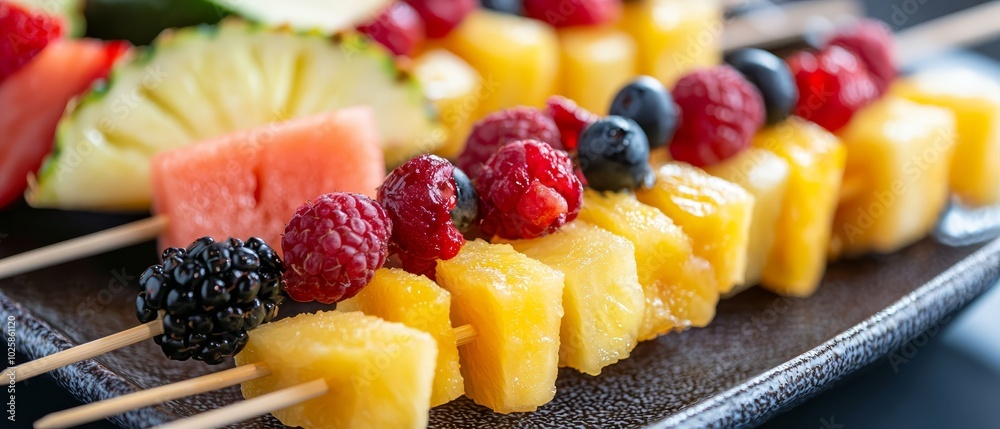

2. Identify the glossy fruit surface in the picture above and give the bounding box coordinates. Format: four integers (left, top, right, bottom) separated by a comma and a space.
610, 75, 677, 148
236, 311, 437, 429
505, 222, 644, 375
435, 240, 564, 413
725, 48, 798, 125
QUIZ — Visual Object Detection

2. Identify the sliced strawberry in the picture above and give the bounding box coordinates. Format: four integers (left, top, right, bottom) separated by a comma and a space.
0, 1, 64, 84
0, 39, 132, 208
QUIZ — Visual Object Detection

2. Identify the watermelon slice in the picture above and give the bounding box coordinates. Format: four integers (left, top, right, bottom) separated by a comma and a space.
151, 107, 385, 254
0, 38, 129, 208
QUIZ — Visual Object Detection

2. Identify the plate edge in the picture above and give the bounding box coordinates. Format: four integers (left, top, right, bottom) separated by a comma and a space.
649, 238, 1000, 429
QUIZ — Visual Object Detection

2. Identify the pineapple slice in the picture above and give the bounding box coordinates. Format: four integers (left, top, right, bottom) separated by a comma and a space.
635, 162, 754, 294
892, 69, 1000, 206
235, 311, 436, 429
557, 27, 637, 113
704, 148, 790, 290
414, 49, 483, 159
338, 268, 463, 407
577, 189, 718, 340
503, 222, 644, 375
752, 117, 846, 296
831, 95, 957, 258
440, 10, 558, 119
619, 0, 723, 87
435, 240, 564, 413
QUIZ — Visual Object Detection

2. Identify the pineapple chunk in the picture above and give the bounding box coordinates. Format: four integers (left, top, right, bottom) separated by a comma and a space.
577, 189, 718, 340
414, 49, 482, 159
235, 311, 436, 429
503, 222, 644, 375
831, 95, 957, 258
338, 268, 463, 407
440, 10, 559, 119
619, 0, 723, 87
704, 148, 790, 290
635, 162, 754, 294
435, 240, 564, 413
752, 117, 846, 296
892, 69, 1000, 206
557, 27, 637, 113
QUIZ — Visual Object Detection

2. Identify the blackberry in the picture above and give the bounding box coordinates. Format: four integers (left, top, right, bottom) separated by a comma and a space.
136, 236, 285, 364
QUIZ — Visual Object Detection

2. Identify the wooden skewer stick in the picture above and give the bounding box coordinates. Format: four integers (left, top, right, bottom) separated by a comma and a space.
33, 362, 272, 429
152, 378, 329, 429
3, 320, 164, 383
32, 324, 477, 428
896, 1, 1000, 66
0, 215, 167, 280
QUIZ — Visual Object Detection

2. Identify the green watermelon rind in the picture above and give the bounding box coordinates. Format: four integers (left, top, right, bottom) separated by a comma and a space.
31, 18, 442, 210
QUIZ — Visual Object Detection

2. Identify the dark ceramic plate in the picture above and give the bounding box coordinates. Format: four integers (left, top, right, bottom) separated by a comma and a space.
3, 57, 1000, 429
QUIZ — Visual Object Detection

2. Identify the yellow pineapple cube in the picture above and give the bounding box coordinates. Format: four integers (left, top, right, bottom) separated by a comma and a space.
619, 0, 723, 87
751, 117, 846, 296
435, 240, 564, 413
704, 148, 790, 290
235, 311, 436, 429
635, 162, 754, 294
413, 49, 483, 159
577, 189, 718, 340
557, 26, 636, 113
831, 95, 957, 258
338, 268, 463, 407
440, 10, 559, 119
892, 69, 1000, 206
503, 222, 644, 375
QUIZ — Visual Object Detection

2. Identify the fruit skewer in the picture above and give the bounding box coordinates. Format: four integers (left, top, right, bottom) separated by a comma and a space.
0, 0, 888, 282
34, 325, 479, 429
1, 0, 996, 285
3, 235, 289, 383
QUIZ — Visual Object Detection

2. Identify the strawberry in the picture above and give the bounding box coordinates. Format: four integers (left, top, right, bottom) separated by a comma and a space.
0, 1, 64, 83
786, 45, 880, 133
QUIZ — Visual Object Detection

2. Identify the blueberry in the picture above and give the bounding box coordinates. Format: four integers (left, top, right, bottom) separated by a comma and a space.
450, 166, 479, 233
577, 116, 654, 192
609, 76, 678, 149
481, 0, 522, 15
725, 48, 798, 125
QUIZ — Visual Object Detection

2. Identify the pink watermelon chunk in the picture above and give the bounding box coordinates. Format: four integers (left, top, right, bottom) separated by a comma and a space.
151, 107, 385, 254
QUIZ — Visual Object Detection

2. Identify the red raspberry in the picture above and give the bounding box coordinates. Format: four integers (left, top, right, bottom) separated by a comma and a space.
476, 140, 583, 239
281, 193, 392, 304
403, 0, 476, 39
669, 66, 765, 167
378, 154, 467, 278
786, 45, 880, 133
457, 107, 562, 180
545, 96, 598, 151
827, 18, 896, 94
524, 0, 621, 28
0, 2, 64, 83
357, 2, 425, 57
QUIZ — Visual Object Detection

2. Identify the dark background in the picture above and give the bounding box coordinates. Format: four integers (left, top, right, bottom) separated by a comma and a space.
9, 1, 1000, 428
